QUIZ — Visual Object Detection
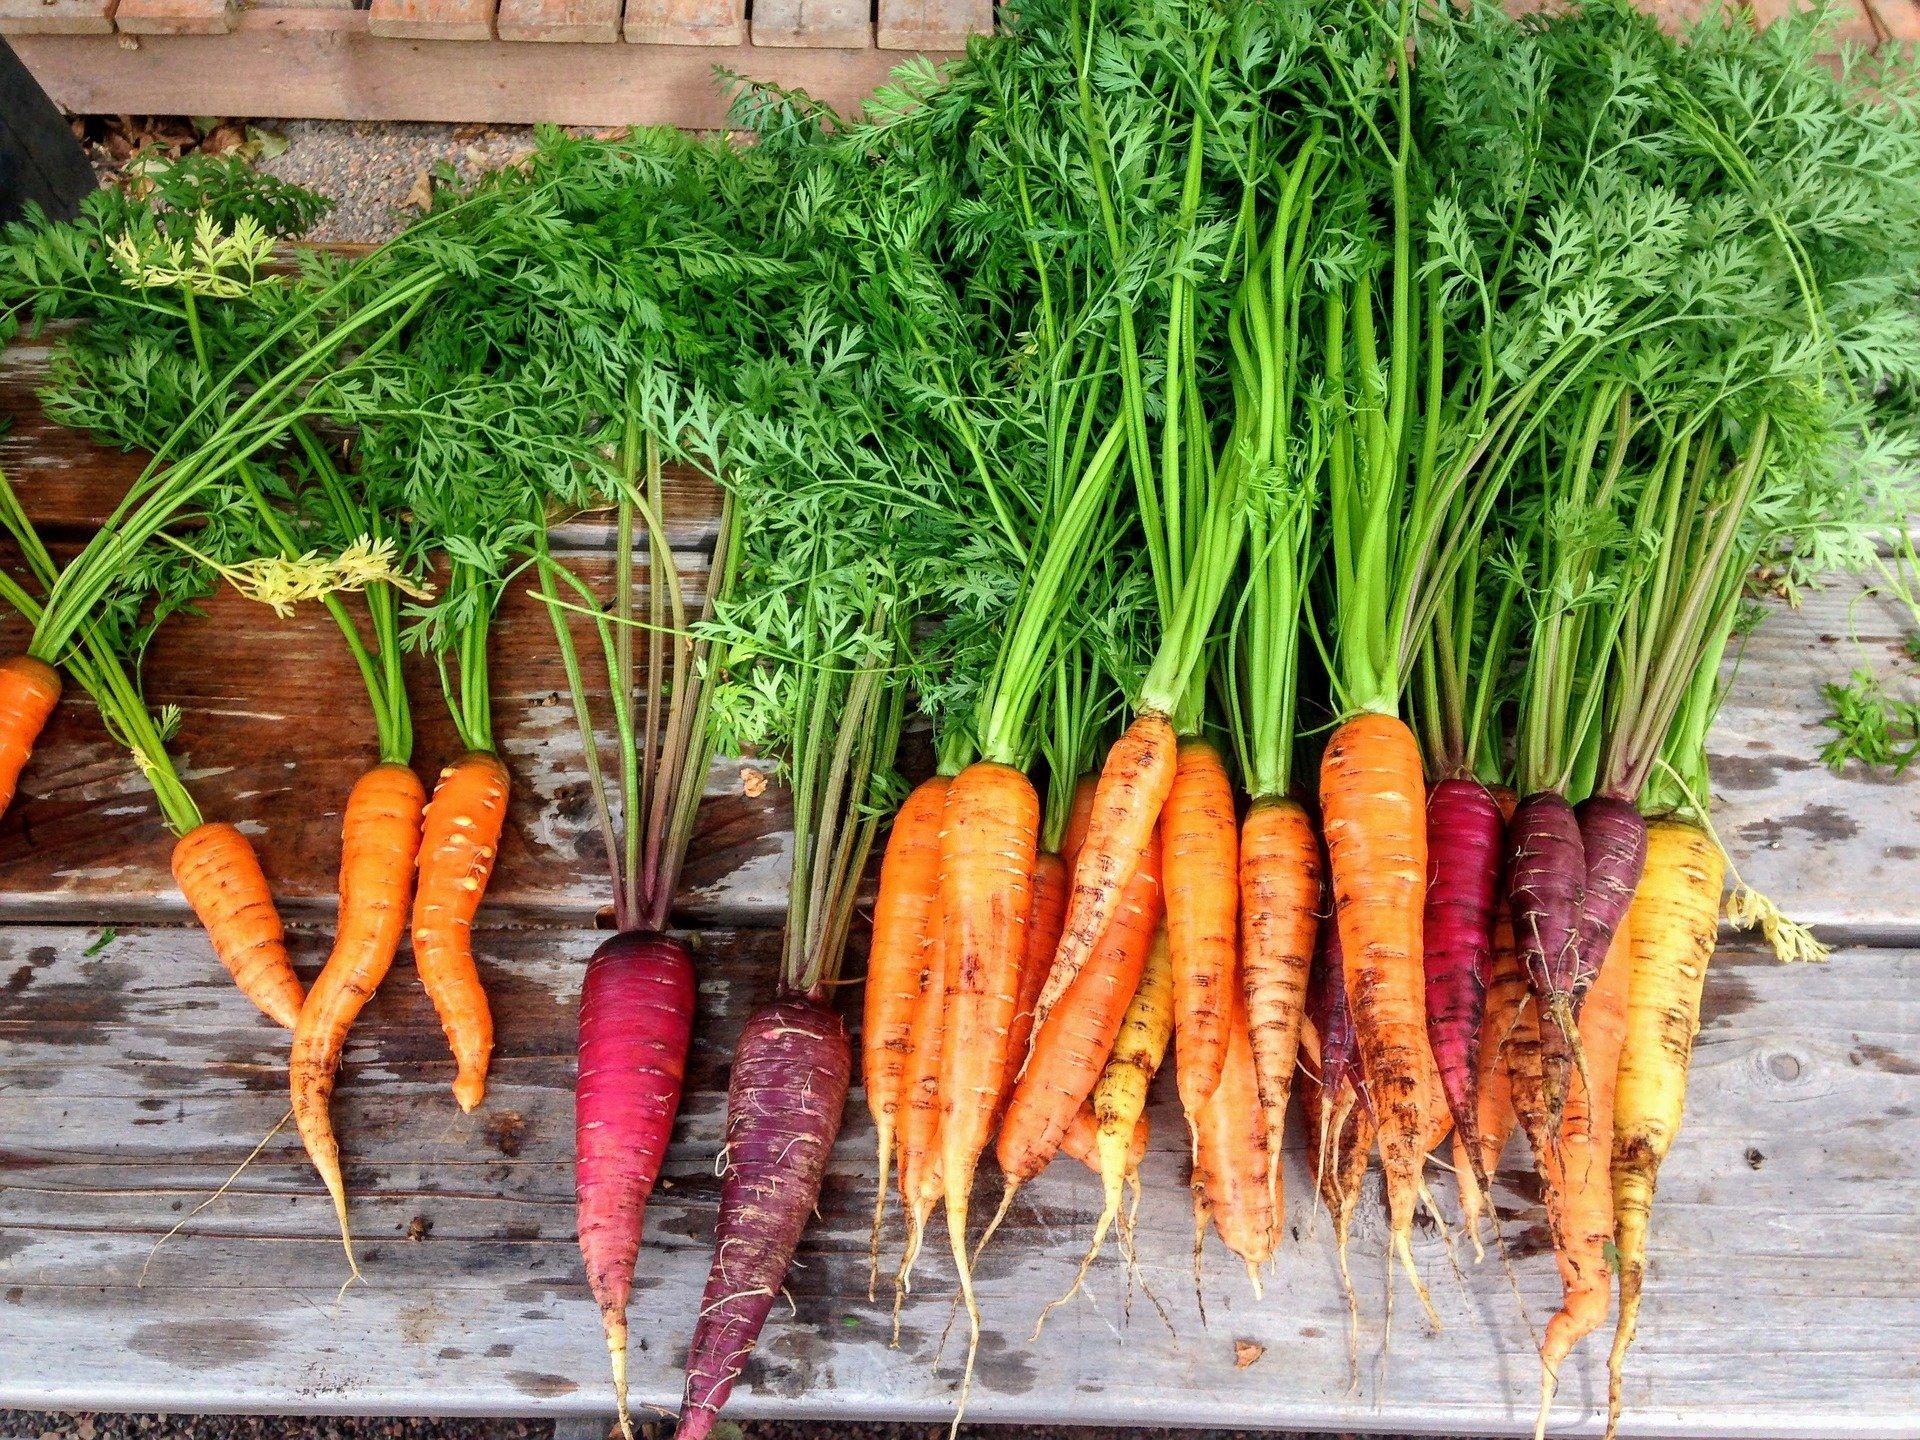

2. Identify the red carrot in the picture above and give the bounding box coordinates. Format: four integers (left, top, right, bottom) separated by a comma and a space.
1423, 775, 1505, 1187
1506, 790, 1587, 1127
675, 994, 850, 1440
578, 930, 697, 1438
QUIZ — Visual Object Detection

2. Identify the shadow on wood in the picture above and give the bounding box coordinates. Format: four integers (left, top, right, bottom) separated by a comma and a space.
0, 37, 93, 224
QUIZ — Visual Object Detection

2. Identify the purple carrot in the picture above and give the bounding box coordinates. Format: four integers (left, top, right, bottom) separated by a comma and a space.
1307, 913, 1361, 1120
674, 992, 851, 1440
1572, 793, 1647, 994
1505, 791, 1589, 1131
577, 930, 697, 1440
1422, 776, 1505, 1180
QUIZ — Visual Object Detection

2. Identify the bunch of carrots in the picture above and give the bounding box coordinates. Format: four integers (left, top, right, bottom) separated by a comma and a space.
4, 0, 1920, 1437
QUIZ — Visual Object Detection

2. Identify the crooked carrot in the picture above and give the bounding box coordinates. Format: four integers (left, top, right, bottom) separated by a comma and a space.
291, 761, 427, 1272
413, 749, 510, 1112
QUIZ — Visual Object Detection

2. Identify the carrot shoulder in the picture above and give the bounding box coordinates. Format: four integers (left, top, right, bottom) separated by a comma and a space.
291, 761, 427, 1269
172, 820, 303, 1029
412, 750, 510, 1112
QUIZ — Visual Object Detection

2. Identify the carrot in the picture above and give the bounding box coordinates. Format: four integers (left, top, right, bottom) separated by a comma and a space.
1605, 818, 1724, 1440
0, 654, 61, 819
998, 849, 1069, 1117
1163, 737, 1239, 1119
577, 930, 697, 1439
1535, 918, 1632, 1439
1422, 775, 1504, 1185
1034, 711, 1177, 1033
894, 887, 946, 1305
675, 994, 850, 1440
1457, 911, 1524, 1255
1190, 983, 1273, 1291
1238, 796, 1321, 1212
411, 749, 510, 1112
1319, 709, 1433, 1311
1302, 924, 1373, 1377
995, 831, 1160, 1195
1507, 789, 1588, 1129
171, 820, 303, 1028
290, 761, 427, 1275
1060, 1101, 1147, 1176
1060, 772, 1098, 869
936, 759, 1038, 1374
862, 774, 949, 1284
1088, 927, 1173, 1256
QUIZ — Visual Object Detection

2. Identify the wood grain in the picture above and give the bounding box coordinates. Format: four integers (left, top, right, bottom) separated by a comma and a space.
495, 0, 619, 43
875, 0, 990, 51
7, 11, 953, 127
750, 0, 871, 50
1, 922, 1914, 1432
110, 0, 229, 33
620, 0, 739, 45
0, 0, 115, 36
367, 0, 496, 39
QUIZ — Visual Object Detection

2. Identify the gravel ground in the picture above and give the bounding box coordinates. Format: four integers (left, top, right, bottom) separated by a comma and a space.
253, 120, 544, 243
0, 1418, 1410, 1440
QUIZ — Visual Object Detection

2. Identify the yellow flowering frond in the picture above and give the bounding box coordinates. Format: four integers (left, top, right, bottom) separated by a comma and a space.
1724, 883, 1831, 965
214, 536, 435, 617
107, 213, 276, 299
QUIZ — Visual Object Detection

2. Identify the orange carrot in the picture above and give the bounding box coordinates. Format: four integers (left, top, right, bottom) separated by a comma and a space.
171, 821, 303, 1029
1035, 712, 1177, 1034
893, 887, 946, 1306
936, 760, 1038, 1360
291, 761, 428, 1272
1191, 984, 1273, 1291
1239, 795, 1321, 1209
862, 774, 949, 1281
1458, 912, 1524, 1253
412, 750, 510, 1112
0, 654, 60, 818
1318, 710, 1433, 1311
1060, 773, 1098, 870
996, 832, 1161, 1189
1163, 738, 1240, 1119
998, 850, 1069, 1117
1535, 919, 1631, 1438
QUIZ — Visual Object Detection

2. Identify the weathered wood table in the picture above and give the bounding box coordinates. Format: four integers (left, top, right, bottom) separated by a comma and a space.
1, 328, 1917, 1437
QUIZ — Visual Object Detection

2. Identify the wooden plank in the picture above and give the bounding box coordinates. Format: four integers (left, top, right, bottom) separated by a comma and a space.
750, 0, 870, 50
367, 0, 496, 39
0, 0, 114, 35
1, 922, 1915, 1432
621, 0, 740, 46
876, 0, 989, 51
6, 11, 952, 127
111, 0, 232, 34
496, 0, 618, 43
